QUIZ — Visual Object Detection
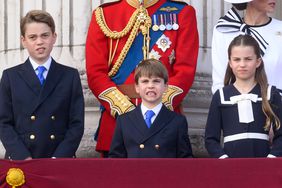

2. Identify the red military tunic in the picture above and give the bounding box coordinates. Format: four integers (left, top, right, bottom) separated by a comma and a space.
86, 0, 199, 152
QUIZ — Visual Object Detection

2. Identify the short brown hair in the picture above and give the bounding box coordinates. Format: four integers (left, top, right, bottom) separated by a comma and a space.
20, 10, 55, 36
134, 59, 168, 84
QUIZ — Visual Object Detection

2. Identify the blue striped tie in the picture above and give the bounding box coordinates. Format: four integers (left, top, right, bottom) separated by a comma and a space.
37, 66, 46, 85
145, 110, 155, 128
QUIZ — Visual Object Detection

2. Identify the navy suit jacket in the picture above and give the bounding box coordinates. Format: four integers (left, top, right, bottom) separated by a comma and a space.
0, 58, 84, 160
109, 105, 193, 158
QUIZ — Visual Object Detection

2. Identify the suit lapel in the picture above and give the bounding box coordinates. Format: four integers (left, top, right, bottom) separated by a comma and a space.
18, 59, 42, 95
130, 106, 149, 137
140, 105, 174, 143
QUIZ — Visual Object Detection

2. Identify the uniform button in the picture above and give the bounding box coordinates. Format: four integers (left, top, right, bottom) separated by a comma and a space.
30, 134, 35, 140
51, 116, 55, 120
30, 116, 36, 121
50, 135, 55, 140
154, 144, 160, 150
139, 144, 144, 149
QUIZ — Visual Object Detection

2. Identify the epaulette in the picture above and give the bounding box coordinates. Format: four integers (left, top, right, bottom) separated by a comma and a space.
171, 0, 188, 4
100, 0, 188, 6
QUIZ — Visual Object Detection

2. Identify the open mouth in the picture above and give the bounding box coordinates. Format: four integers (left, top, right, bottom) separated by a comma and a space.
146, 91, 156, 96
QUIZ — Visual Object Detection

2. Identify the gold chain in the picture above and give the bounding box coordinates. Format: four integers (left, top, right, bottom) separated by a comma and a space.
95, 7, 138, 39
95, 6, 151, 77
108, 15, 141, 77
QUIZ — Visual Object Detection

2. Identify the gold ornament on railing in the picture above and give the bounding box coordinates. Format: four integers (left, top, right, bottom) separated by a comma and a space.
6, 168, 25, 188
95, 5, 152, 78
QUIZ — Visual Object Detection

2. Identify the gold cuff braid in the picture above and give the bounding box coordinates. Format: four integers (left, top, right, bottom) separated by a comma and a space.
162, 85, 183, 111
98, 87, 136, 117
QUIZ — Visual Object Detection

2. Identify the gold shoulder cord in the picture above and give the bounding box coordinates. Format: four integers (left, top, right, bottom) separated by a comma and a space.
95, 5, 152, 77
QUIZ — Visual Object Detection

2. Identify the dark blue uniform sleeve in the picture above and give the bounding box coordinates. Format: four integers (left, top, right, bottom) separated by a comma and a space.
205, 90, 226, 158
177, 115, 193, 158
109, 116, 127, 158
0, 71, 31, 159
270, 88, 282, 156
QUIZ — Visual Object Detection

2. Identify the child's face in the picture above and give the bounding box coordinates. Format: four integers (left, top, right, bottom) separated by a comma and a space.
135, 76, 167, 108
21, 22, 57, 65
229, 45, 261, 83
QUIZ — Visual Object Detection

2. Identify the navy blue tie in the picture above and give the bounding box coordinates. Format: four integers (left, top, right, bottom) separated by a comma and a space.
145, 110, 155, 128
37, 66, 46, 85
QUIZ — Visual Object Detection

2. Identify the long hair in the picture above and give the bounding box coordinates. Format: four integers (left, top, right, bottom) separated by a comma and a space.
224, 34, 280, 131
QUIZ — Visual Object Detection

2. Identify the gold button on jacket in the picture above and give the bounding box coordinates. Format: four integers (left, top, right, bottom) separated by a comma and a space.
30, 134, 35, 140
50, 135, 56, 140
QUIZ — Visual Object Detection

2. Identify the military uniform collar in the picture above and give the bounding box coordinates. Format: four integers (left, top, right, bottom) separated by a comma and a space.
100, 0, 120, 5
126, 0, 158, 8
101, 0, 188, 8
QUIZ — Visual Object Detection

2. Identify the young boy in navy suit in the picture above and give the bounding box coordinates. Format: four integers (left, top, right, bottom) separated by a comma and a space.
0, 10, 84, 160
109, 59, 193, 158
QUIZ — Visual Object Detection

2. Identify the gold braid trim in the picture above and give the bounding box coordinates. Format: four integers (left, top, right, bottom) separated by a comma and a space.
95, 6, 151, 78
98, 87, 136, 117
95, 7, 138, 39
162, 85, 183, 111
126, 0, 159, 8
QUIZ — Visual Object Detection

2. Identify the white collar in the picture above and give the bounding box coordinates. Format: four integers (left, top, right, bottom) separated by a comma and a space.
141, 102, 162, 118
29, 56, 52, 71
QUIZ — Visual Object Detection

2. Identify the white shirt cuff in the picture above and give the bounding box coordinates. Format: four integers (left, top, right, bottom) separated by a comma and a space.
267, 154, 276, 158
219, 154, 229, 159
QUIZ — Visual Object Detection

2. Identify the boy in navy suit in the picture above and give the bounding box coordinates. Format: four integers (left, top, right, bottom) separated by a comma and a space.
109, 59, 192, 158
0, 10, 84, 160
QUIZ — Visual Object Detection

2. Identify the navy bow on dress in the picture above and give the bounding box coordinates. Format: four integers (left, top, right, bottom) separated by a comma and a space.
216, 7, 269, 56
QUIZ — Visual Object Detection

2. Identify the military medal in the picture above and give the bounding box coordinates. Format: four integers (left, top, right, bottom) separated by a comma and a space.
152, 14, 159, 31
159, 14, 166, 31
172, 13, 179, 30
166, 14, 173, 30
156, 34, 172, 52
